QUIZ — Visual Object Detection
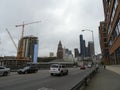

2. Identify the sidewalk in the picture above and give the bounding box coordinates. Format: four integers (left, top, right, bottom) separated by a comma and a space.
107, 65, 120, 75
84, 66, 120, 90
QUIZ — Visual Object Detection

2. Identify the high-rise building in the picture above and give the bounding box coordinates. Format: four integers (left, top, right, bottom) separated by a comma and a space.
17, 36, 39, 63
80, 35, 86, 57
74, 48, 79, 57
85, 47, 89, 57
100, 0, 120, 64
57, 41, 63, 59
88, 41, 94, 57
63, 48, 73, 62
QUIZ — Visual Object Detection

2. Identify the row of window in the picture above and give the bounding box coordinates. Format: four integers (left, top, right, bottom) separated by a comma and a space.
108, 0, 118, 34
110, 47, 120, 64
109, 17, 120, 46
116, 47, 120, 64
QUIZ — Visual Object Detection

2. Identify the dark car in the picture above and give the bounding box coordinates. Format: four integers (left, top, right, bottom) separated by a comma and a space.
17, 66, 38, 74
80, 65, 86, 70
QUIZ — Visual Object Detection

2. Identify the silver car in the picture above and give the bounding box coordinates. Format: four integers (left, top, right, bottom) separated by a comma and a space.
0, 66, 10, 76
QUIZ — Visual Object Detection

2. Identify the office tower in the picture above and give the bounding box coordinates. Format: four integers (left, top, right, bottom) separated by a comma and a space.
88, 41, 94, 57
85, 47, 89, 57
79, 35, 86, 57
74, 48, 79, 57
63, 48, 73, 62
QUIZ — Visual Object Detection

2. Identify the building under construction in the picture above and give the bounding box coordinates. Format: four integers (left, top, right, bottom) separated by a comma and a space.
17, 35, 39, 63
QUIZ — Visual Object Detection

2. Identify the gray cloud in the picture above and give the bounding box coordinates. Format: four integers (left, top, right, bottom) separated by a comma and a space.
0, 0, 104, 57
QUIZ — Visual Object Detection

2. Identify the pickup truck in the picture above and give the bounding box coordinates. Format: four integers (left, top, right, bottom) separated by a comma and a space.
0, 66, 10, 76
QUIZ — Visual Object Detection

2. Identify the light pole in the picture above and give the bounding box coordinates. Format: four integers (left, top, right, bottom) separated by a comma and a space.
82, 29, 95, 56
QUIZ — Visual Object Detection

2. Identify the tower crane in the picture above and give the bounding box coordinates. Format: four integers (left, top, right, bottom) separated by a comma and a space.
15, 21, 41, 59
15, 21, 41, 38
6, 28, 17, 50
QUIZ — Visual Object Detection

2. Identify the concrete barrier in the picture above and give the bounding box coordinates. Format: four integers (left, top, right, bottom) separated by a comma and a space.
71, 67, 98, 90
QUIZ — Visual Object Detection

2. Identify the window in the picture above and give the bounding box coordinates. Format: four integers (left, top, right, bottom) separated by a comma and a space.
116, 48, 120, 64
112, 30, 117, 40
109, 39, 112, 46
104, 38, 107, 42
103, 33, 107, 37
110, 0, 118, 23
114, 0, 118, 9
0, 67, 4, 69
108, 25, 111, 34
110, 53, 115, 64
118, 18, 120, 32
115, 25, 119, 36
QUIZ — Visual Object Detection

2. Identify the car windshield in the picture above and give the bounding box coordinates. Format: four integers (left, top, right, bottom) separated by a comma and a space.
51, 65, 59, 68
23, 66, 30, 70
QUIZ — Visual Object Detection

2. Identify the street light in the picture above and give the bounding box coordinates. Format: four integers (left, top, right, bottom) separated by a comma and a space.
82, 29, 95, 55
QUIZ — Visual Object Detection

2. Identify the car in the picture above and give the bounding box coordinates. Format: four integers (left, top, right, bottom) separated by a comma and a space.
80, 65, 86, 70
17, 66, 38, 74
87, 64, 92, 68
49, 64, 68, 76
0, 66, 10, 76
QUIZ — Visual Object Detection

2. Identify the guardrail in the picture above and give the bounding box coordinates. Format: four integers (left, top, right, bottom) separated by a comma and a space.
71, 67, 99, 90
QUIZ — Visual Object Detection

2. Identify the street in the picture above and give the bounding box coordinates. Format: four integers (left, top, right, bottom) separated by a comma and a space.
0, 68, 93, 90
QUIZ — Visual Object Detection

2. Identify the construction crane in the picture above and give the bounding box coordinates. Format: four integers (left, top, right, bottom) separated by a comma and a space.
15, 21, 41, 38
15, 21, 41, 59
6, 28, 17, 50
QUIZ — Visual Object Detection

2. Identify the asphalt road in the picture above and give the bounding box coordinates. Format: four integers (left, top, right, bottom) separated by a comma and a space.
0, 68, 93, 90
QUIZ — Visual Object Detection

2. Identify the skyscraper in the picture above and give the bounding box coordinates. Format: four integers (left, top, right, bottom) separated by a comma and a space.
88, 41, 94, 57
57, 41, 63, 59
80, 35, 86, 57
74, 48, 79, 57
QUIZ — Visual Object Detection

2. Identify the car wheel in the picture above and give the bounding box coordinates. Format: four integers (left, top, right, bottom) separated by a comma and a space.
66, 70, 68, 75
51, 73, 53, 76
60, 71, 63, 76
3, 72, 8, 76
18, 72, 22, 74
24, 71, 27, 74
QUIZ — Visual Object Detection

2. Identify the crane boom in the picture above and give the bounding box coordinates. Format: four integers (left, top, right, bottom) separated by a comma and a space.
6, 28, 17, 50
15, 21, 41, 38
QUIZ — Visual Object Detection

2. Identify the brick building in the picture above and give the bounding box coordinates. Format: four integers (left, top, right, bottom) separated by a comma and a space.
99, 0, 120, 64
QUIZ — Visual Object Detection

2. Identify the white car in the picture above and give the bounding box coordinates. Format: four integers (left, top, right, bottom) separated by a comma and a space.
0, 66, 10, 76
49, 64, 68, 76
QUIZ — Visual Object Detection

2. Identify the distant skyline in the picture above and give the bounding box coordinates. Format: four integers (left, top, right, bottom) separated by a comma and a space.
0, 0, 104, 57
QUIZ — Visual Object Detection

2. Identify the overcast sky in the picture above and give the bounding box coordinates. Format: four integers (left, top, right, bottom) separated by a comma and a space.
0, 0, 104, 57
